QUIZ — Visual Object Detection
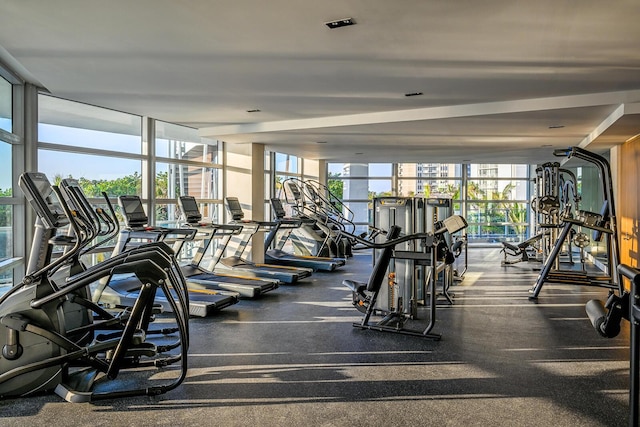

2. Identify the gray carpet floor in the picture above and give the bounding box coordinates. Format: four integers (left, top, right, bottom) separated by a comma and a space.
0, 248, 630, 426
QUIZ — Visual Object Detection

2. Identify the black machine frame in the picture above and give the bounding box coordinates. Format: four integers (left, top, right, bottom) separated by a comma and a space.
529, 147, 622, 299
342, 215, 468, 339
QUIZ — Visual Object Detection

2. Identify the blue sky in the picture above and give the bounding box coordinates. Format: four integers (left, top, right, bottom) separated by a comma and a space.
1, 120, 398, 193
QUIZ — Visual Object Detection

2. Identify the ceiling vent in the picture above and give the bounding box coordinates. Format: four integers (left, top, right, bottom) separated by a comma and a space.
325, 18, 356, 29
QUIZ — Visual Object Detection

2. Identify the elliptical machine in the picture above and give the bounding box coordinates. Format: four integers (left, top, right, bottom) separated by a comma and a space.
0, 172, 190, 402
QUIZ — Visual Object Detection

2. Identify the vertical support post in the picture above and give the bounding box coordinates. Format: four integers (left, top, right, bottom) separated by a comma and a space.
142, 117, 156, 225
250, 143, 265, 263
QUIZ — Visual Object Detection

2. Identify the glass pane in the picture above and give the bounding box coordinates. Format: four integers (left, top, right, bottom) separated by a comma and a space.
264, 151, 271, 171
368, 163, 392, 176
328, 163, 346, 175
38, 95, 142, 154
367, 179, 393, 197
0, 270, 12, 288
398, 179, 461, 198
155, 163, 221, 199
467, 179, 529, 201
38, 150, 142, 197
0, 204, 11, 260
275, 153, 298, 173
0, 204, 12, 289
276, 174, 298, 195
0, 76, 11, 133
155, 121, 220, 163
155, 201, 178, 227
398, 163, 461, 178
303, 158, 319, 178
326, 179, 343, 204
342, 201, 369, 234
466, 202, 528, 243
339, 163, 368, 178
0, 142, 11, 197
264, 172, 272, 199
329, 163, 392, 178
468, 164, 529, 178
264, 202, 271, 221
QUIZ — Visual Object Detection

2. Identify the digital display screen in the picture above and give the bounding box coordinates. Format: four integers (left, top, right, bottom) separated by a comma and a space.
289, 183, 301, 199
122, 198, 146, 216
226, 197, 242, 214
271, 198, 286, 217
19, 172, 68, 229
180, 196, 199, 215
33, 175, 53, 199
31, 174, 64, 215
119, 196, 148, 226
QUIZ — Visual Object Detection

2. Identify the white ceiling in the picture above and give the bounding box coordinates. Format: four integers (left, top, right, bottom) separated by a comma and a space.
1, 0, 640, 164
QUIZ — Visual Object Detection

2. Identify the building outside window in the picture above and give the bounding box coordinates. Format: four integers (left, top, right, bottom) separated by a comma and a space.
328, 162, 530, 243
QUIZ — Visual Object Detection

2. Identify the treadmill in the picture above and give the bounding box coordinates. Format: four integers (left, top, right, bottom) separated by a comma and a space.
263, 198, 345, 272
177, 196, 280, 298
110, 195, 241, 316
212, 197, 313, 284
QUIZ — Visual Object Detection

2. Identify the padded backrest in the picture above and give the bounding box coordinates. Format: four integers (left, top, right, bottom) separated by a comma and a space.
592, 200, 609, 242
366, 225, 402, 292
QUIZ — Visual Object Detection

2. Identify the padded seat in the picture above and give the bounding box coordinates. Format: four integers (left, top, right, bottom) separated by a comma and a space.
342, 225, 402, 300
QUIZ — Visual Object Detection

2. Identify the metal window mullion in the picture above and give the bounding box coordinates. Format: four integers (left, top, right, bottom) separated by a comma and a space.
142, 117, 156, 225
155, 155, 223, 169
38, 142, 146, 162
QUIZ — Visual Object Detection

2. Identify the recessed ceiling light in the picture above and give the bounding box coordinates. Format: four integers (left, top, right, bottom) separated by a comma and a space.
246, 109, 261, 113
404, 92, 423, 97
548, 125, 565, 129
325, 18, 356, 29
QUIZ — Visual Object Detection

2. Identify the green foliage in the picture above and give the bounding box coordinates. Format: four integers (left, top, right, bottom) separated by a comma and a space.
156, 171, 169, 198
327, 173, 343, 200
0, 187, 12, 227
77, 172, 142, 197
370, 190, 392, 199
465, 182, 528, 238
49, 172, 162, 199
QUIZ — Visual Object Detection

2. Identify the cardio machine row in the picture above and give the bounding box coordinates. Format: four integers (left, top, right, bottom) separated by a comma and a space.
109, 192, 349, 316
0, 171, 349, 404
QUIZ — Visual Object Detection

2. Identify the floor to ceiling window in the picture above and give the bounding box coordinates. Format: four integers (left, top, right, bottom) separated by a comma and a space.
466, 164, 530, 243
327, 163, 393, 234
327, 162, 531, 243
38, 94, 144, 199
0, 75, 15, 287
155, 120, 223, 225
274, 152, 302, 220
0, 76, 11, 133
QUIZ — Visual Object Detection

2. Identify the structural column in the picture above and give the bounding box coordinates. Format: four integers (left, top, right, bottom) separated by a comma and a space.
224, 142, 265, 263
